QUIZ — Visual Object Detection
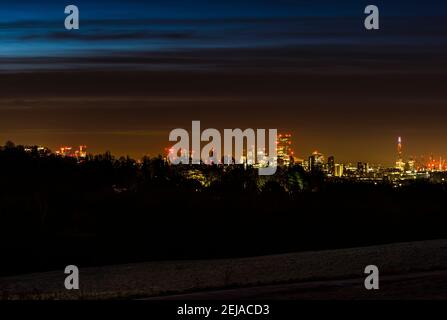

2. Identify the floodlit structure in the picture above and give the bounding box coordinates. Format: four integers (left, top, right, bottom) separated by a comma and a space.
276, 133, 294, 166
308, 151, 324, 172
395, 137, 405, 171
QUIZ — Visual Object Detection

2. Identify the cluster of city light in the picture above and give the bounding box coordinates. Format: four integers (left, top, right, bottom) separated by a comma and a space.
425, 157, 446, 172
55, 145, 87, 159
165, 134, 447, 184
165, 133, 295, 168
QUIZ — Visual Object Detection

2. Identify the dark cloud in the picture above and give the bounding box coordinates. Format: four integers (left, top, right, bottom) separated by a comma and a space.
20, 30, 198, 41
2, 42, 447, 76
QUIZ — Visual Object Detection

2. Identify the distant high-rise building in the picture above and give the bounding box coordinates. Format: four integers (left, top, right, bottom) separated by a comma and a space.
276, 133, 294, 166
302, 159, 310, 172
407, 158, 416, 172
55, 146, 73, 157
395, 137, 405, 171
308, 151, 324, 172
357, 162, 368, 175
327, 156, 335, 175
75, 145, 87, 159
334, 164, 344, 177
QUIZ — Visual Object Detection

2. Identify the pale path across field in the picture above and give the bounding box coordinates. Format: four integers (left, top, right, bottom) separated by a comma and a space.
147, 270, 447, 300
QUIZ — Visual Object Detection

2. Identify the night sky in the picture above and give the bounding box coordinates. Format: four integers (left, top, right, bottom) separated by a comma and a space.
1, 0, 447, 164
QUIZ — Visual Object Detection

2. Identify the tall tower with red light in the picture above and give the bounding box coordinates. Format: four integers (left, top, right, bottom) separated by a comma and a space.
395, 136, 405, 171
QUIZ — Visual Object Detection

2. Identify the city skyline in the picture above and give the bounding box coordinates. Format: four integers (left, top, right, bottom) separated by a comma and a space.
9, 134, 447, 170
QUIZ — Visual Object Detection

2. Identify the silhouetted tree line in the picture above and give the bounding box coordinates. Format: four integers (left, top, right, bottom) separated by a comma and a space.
0, 142, 446, 276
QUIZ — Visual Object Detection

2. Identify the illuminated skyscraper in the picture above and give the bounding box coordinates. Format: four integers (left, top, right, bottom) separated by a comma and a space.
276, 133, 294, 166
408, 158, 416, 172
334, 164, 344, 177
55, 146, 73, 157
75, 145, 87, 159
357, 162, 369, 175
395, 137, 405, 171
308, 151, 324, 172
327, 156, 335, 175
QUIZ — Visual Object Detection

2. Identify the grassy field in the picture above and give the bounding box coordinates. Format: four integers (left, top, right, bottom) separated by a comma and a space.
1, 239, 447, 300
